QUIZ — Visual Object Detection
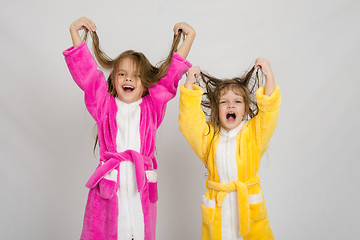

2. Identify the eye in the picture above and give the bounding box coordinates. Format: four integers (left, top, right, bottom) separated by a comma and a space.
134, 74, 141, 78
220, 101, 226, 104
236, 100, 242, 103
119, 73, 125, 77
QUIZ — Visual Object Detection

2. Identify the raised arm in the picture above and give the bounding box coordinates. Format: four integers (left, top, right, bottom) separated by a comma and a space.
63, 17, 107, 122
173, 22, 196, 59
148, 52, 191, 127
250, 59, 281, 157
179, 67, 212, 166
144, 22, 195, 126
148, 22, 194, 125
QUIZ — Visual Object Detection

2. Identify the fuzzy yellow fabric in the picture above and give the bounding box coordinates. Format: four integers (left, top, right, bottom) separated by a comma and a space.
207, 175, 260, 236
179, 84, 281, 240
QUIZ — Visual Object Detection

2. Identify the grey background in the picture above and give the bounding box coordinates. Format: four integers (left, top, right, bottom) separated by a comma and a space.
1, 0, 359, 239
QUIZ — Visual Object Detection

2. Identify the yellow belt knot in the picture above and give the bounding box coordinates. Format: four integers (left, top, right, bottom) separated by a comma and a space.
206, 175, 260, 237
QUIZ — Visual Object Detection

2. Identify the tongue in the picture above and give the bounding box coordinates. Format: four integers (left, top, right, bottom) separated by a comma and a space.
123, 87, 134, 92
227, 114, 236, 120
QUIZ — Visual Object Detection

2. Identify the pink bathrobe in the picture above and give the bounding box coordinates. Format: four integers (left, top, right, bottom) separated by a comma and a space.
63, 41, 191, 240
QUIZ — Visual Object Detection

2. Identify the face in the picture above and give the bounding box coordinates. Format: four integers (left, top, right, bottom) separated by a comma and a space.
218, 89, 246, 131
115, 58, 145, 103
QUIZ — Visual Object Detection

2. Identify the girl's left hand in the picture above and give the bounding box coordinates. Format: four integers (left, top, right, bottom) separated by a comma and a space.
185, 66, 200, 89
255, 58, 273, 79
173, 22, 196, 37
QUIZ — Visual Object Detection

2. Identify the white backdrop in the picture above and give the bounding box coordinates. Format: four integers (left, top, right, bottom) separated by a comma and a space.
1, 0, 359, 239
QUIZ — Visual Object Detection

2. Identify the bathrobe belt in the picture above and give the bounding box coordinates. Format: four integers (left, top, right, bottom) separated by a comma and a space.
206, 175, 260, 237
85, 150, 153, 193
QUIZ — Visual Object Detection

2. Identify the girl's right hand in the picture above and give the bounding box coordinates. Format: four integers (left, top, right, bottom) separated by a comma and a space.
69, 17, 96, 48
173, 22, 196, 37
255, 58, 275, 96
70, 17, 96, 32
173, 22, 196, 59
185, 66, 200, 89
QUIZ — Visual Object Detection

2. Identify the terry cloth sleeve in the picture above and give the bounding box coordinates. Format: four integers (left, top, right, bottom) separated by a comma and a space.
250, 84, 281, 157
63, 41, 108, 122
179, 84, 213, 166
148, 52, 192, 127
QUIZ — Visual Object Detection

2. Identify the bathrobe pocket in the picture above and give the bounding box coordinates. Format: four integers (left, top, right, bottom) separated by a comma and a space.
201, 196, 216, 225
93, 164, 118, 200
99, 178, 117, 199
249, 191, 266, 221
146, 171, 158, 203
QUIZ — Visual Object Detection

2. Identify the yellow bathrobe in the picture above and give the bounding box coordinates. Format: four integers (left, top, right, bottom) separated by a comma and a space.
179, 84, 281, 240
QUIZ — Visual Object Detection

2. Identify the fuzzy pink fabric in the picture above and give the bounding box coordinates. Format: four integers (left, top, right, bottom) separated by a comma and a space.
63, 41, 191, 240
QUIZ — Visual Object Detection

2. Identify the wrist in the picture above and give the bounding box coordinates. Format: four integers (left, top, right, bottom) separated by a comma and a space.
184, 81, 194, 89
189, 28, 196, 35
186, 31, 196, 39
264, 72, 274, 81
69, 25, 79, 33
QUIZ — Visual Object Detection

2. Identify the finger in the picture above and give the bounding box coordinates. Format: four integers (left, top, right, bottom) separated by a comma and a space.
174, 23, 185, 35
255, 65, 262, 70
83, 22, 92, 31
175, 27, 182, 35
173, 24, 180, 35
81, 17, 91, 26
88, 20, 96, 32
254, 59, 262, 68
84, 19, 96, 32
86, 22, 96, 32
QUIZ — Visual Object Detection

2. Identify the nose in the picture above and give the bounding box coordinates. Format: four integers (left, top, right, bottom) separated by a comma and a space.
125, 75, 132, 82
227, 103, 234, 108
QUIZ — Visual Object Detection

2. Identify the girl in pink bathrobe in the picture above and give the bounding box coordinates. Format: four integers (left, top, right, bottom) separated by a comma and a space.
63, 17, 195, 240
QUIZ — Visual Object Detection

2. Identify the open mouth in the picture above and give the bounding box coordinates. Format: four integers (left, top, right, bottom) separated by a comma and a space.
122, 85, 135, 92
226, 112, 236, 120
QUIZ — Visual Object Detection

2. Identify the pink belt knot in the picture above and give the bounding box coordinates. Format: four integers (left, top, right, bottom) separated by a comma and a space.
85, 150, 153, 193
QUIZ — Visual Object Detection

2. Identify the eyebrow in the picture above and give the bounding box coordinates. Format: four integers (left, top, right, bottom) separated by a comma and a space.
219, 97, 244, 101
117, 69, 140, 74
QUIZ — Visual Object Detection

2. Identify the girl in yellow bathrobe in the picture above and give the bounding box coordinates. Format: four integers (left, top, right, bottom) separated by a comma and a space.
179, 58, 281, 240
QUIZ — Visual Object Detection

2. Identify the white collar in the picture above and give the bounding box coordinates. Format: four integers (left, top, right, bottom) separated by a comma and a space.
115, 97, 142, 107
220, 120, 246, 139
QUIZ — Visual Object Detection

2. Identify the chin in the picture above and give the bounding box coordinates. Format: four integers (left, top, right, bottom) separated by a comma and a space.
223, 121, 241, 131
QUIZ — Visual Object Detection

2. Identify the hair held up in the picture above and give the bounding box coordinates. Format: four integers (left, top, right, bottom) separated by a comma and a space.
83, 29, 183, 152
82, 29, 183, 97
199, 67, 262, 131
